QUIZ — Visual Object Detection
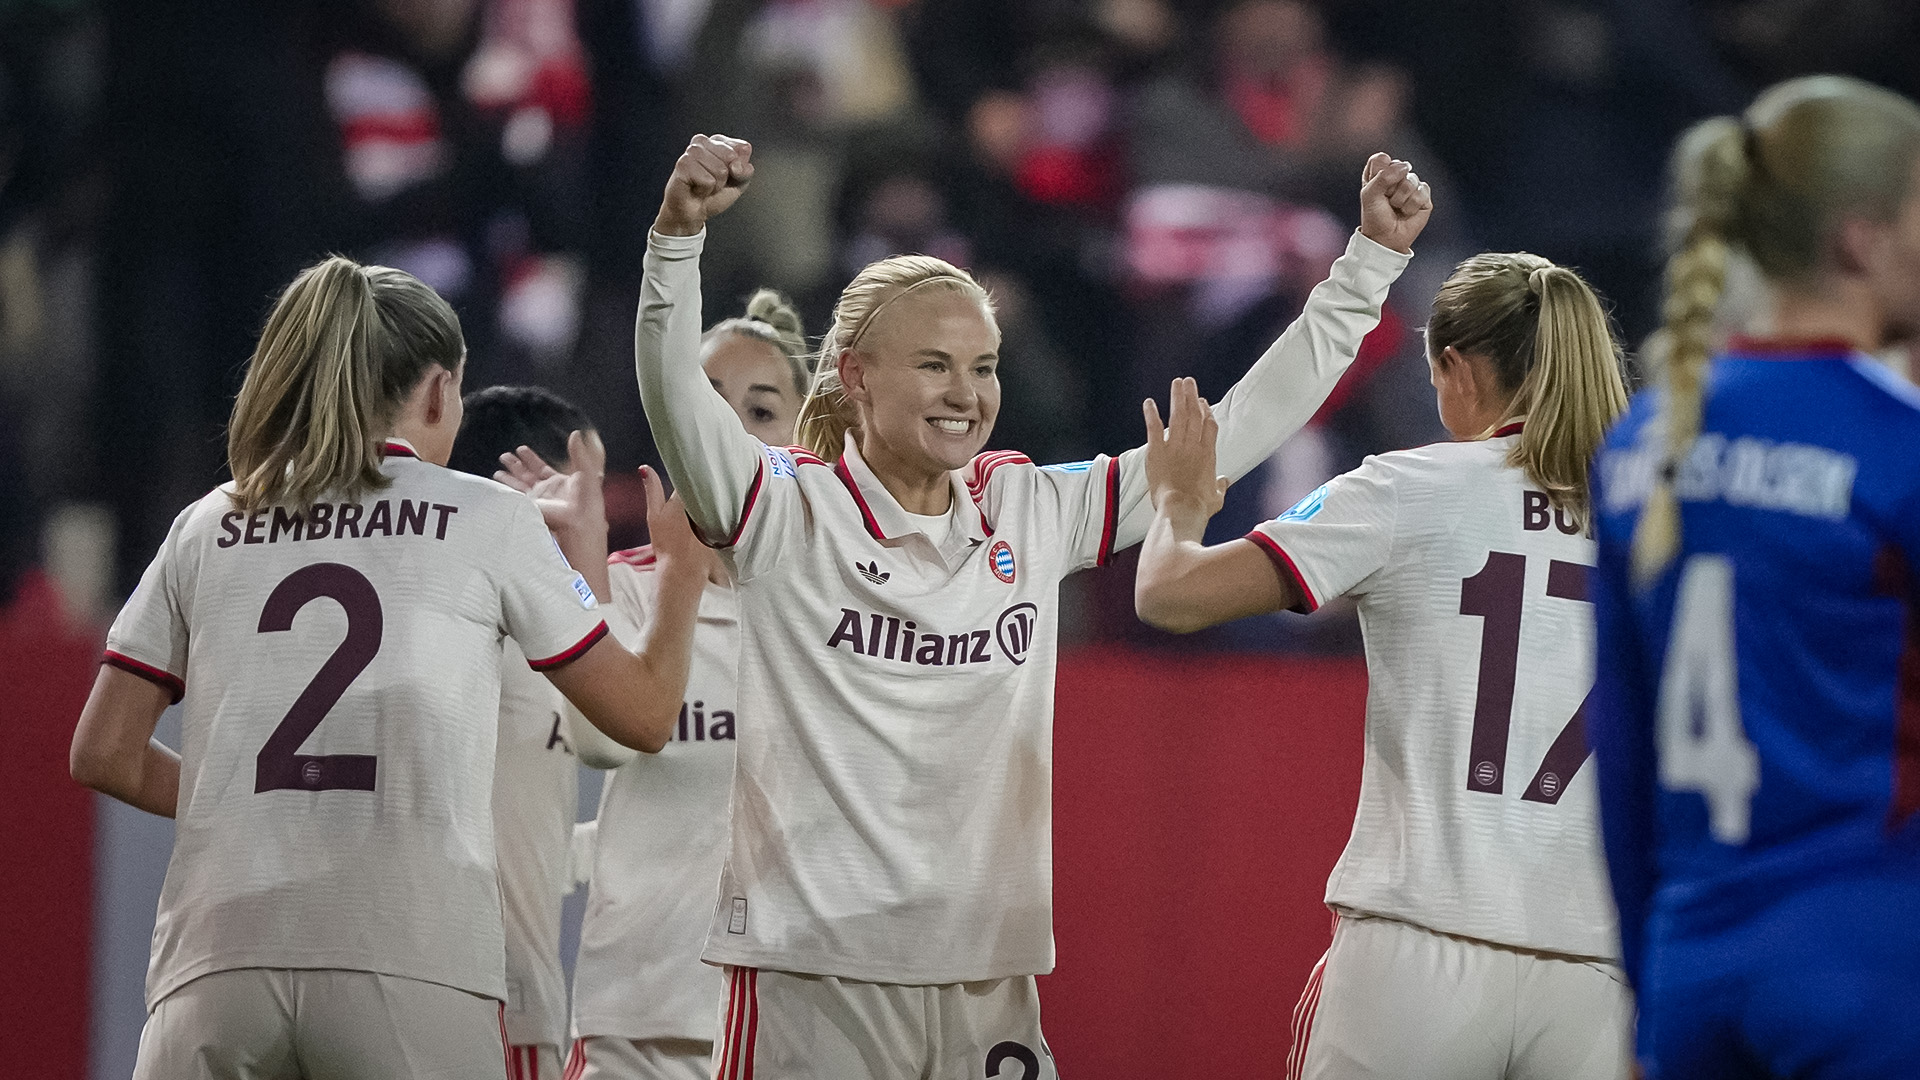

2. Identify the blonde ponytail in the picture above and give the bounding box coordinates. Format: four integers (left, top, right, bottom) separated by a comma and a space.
1634, 76, 1920, 584
705, 288, 810, 396
797, 254, 994, 461
227, 256, 464, 511
1512, 264, 1630, 521
1632, 117, 1745, 583
1426, 253, 1627, 525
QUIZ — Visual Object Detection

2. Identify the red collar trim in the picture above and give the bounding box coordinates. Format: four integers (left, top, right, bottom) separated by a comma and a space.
833, 458, 889, 541
1494, 422, 1525, 437
1725, 335, 1858, 359
381, 441, 418, 459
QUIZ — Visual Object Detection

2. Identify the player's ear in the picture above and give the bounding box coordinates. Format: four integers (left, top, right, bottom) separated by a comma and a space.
837, 348, 870, 406
424, 366, 456, 426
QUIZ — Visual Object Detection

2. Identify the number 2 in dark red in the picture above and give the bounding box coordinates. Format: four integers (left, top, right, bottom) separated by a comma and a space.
1459, 552, 1591, 803
255, 563, 382, 793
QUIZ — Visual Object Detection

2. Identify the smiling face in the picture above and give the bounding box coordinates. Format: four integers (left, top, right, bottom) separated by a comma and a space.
704, 331, 801, 446
840, 287, 1001, 479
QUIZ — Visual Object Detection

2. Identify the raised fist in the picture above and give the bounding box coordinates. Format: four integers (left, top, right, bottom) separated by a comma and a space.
654, 134, 754, 237
1357, 152, 1432, 255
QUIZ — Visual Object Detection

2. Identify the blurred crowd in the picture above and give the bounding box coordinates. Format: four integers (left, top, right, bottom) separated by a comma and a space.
3, 0, 1916, 647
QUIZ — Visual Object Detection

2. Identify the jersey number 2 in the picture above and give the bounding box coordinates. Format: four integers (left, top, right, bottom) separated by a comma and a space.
1656, 554, 1759, 844
254, 563, 383, 793
1459, 551, 1593, 802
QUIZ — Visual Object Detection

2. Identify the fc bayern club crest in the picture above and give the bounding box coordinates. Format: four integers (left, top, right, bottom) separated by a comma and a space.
988, 539, 1016, 583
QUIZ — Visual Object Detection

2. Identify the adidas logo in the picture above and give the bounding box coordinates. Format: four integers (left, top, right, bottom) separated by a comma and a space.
855, 560, 890, 585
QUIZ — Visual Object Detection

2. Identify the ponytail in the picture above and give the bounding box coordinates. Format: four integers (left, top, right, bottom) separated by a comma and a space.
1631, 117, 1745, 583
227, 256, 463, 512
1634, 76, 1920, 583
705, 288, 810, 397
1427, 253, 1628, 525
799, 254, 994, 462
1511, 264, 1629, 523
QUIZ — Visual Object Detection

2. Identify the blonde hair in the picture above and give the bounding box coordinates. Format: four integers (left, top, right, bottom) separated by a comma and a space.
1427, 252, 1629, 524
795, 255, 995, 461
1635, 75, 1920, 582
227, 256, 463, 512
704, 288, 810, 396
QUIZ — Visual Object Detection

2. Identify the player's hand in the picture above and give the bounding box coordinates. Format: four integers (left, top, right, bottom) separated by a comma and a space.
1143, 377, 1228, 518
639, 465, 708, 570
1357, 152, 1431, 255
496, 430, 608, 540
653, 134, 754, 237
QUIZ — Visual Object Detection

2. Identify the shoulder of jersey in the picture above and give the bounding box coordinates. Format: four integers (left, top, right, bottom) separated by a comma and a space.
964, 450, 1035, 501
1846, 356, 1920, 417
764, 444, 831, 474
608, 544, 658, 572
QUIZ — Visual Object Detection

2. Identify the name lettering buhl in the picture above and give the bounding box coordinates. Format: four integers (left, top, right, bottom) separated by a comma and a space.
827, 608, 995, 667
1521, 490, 1582, 536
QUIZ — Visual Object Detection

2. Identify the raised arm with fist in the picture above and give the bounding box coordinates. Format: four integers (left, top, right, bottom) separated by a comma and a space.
653, 134, 755, 237
1357, 152, 1432, 255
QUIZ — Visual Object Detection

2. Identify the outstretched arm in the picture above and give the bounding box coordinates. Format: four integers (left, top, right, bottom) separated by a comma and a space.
543, 468, 706, 753
635, 135, 769, 546
1110, 154, 1430, 553
1135, 378, 1298, 632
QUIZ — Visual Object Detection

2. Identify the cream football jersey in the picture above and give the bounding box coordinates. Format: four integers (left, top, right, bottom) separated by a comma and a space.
571, 547, 740, 1042
1248, 428, 1617, 960
634, 227, 1409, 983
493, 638, 580, 1048
103, 441, 608, 1009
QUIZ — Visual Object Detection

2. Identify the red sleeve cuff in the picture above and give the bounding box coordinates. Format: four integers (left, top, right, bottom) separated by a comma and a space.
102, 650, 185, 703
527, 621, 610, 671
1244, 532, 1320, 613
1096, 457, 1121, 567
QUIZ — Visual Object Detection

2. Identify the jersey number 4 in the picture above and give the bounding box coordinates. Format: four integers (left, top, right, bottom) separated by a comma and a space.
254, 563, 382, 793
1656, 554, 1759, 844
1459, 551, 1592, 803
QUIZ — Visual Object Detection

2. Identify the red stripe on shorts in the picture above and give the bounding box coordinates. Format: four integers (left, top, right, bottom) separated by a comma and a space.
564, 1039, 585, 1080
498, 1004, 511, 1079
743, 969, 759, 1080
1286, 916, 1337, 1080
722, 967, 745, 1080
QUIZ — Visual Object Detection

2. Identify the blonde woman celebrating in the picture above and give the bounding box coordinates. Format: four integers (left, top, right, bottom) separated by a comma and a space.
635, 134, 1430, 1078
1590, 75, 1920, 1078
69, 257, 706, 1080
1135, 254, 1632, 1079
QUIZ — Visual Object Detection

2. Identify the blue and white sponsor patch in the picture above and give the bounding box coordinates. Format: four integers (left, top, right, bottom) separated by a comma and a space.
765, 445, 798, 479
1041, 459, 1095, 474
1277, 483, 1330, 523
571, 573, 598, 609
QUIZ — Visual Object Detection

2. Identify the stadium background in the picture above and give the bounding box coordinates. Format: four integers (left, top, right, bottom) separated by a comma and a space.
2, 0, 1915, 1075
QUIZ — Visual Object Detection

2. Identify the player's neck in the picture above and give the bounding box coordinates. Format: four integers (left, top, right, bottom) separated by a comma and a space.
1770, 281, 1886, 352
855, 439, 954, 516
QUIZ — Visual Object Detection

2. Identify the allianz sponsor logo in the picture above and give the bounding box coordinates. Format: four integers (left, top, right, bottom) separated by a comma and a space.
827, 603, 1039, 666
1601, 433, 1856, 522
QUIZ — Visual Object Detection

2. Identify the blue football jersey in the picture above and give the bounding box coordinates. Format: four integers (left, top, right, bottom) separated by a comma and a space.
1589, 341, 1920, 986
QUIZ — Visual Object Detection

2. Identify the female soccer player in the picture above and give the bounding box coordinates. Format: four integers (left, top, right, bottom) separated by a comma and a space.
449, 386, 674, 1080
1133, 254, 1632, 1079
634, 133, 1429, 1079
1588, 75, 1920, 1078
68, 257, 704, 1080
560, 290, 810, 1080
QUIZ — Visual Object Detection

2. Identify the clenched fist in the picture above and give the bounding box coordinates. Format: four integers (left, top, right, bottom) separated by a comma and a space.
1357, 152, 1432, 255
654, 134, 754, 237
